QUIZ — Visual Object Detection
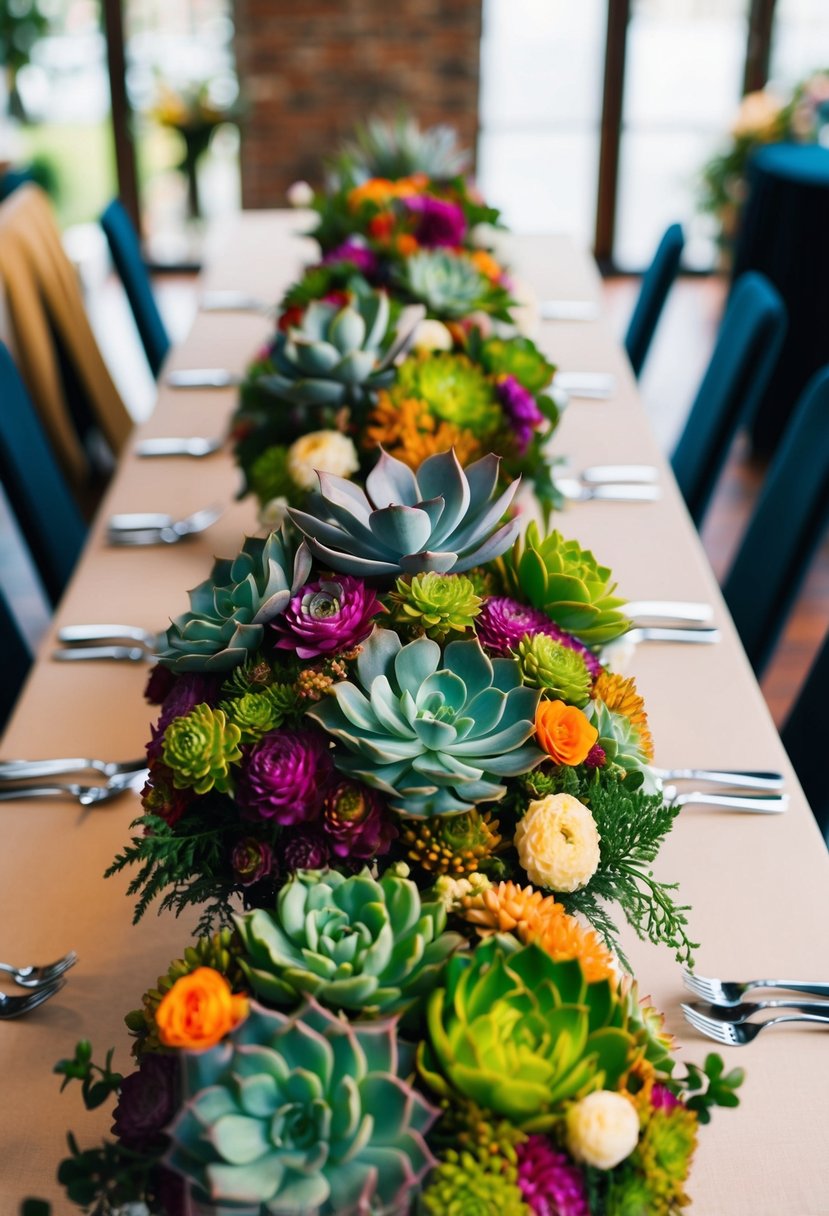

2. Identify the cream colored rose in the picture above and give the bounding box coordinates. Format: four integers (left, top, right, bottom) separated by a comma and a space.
286, 180, 314, 207
413, 319, 454, 353
566, 1091, 640, 1170
258, 496, 290, 531
287, 431, 359, 491
514, 793, 600, 892
730, 90, 784, 140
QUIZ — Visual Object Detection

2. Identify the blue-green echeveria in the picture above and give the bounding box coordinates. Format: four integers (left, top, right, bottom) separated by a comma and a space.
158, 529, 312, 673
418, 938, 635, 1130
307, 628, 543, 816
288, 447, 522, 578
167, 999, 437, 1215
235, 867, 464, 1018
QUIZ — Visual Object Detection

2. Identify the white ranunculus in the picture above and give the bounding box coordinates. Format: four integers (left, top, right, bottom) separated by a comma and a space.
286, 180, 314, 208
566, 1091, 640, 1170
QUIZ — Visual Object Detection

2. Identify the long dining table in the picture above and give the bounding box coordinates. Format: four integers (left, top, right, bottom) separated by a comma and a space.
2, 212, 828, 1214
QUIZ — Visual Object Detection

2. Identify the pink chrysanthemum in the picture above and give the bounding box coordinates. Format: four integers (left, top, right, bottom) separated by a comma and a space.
516, 1136, 590, 1216
476, 596, 602, 677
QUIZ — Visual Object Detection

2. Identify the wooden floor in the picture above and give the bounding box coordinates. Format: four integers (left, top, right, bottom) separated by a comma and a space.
603, 275, 828, 727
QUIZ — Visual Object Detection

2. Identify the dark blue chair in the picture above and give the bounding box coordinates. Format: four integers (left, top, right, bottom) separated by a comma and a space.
722, 365, 829, 677
624, 223, 684, 378
100, 199, 170, 378
0, 587, 31, 731
781, 629, 829, 842
0, 343, 86, 605
671, 271, 786, 526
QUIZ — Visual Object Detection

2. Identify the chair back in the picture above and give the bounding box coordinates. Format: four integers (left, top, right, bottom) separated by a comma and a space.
100, 199, 169, 377
624, 223, 684, 378
0, 185, 132, 502
781, 629, 829, 840
0, 587, 31, 734
723, 365, 829, 675
672, 271, 786, 526
0, 343, 86, 604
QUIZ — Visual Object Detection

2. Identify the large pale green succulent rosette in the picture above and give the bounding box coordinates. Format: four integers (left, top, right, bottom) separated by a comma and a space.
167, 999, 437, 1216
394, 249, 514, 321
288, 447, 522, 578
308, 628, 542, 817
235, 868, 464, 1020
501, 522, 630, 646
158, 529, 311, 673
418, 938, 635, 1131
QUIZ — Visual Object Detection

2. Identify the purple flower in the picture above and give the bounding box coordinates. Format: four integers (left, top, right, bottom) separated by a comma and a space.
111, 1053, 180, 1150
476, 596, 602, 677
583, 743, 607, 770
236, 728, 333, 825
282, 825, 330, 870
270, 576, 384, 660
651, 1082, 683, 1111
496, 374, 544, 455
232, 837, 276, 886
515, 1136, 589, 1216
144, 664, 176, 705
404, 195, 467, 247
321, 240, 380, 277
323, 779, 397, 860
147, 673, 221, 759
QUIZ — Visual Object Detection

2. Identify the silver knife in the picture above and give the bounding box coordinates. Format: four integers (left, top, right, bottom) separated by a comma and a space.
625, 600, 714, 623
165, 369, 243, 389
540, 300, 600, 321
199, 291, 270, 313
558, 481, 661, 503
52, 646, 151, 663
580, 464, 659, 484
553, 371, 616, 398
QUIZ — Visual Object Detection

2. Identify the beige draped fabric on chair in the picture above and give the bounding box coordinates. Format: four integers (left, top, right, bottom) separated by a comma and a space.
0, 185, 132, 504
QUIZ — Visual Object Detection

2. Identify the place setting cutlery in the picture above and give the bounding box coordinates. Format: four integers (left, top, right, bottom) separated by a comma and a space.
107, 504, 223, 547
557, 479, 661, 503
0, 764, 149, 806
681, 971, 829, 1044
553, 371, 616, 399
539, 299, 600, 322
0, 978, 67, 1020
199, 290, 273, 314
0, 950, 77, 1019
165, 367, 244, 389
135, 436, 223, 459
51, 623, 159, 664
661, 784, 788, 814
650, 762, 787, 812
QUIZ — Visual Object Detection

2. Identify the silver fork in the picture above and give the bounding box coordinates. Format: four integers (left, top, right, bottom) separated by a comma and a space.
625, 625, 721, 644
57, 624, 159, 649
557, 479, 661, 503
682, 1003, 829, 1045
107, 505, 223, 546
0, 977, 66, 1019
0, 757, 147, 781
682, 970, 829, 1005
684, 998, 829, 1024
663, 784, 787, 813
53, 645, 152, 663
653, 766, 784, 791
0, 768, 148, 806
0, 950, 78, 987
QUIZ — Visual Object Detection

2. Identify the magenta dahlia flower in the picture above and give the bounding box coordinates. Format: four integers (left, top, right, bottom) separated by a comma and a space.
321, 240, 380, 277
231, 837, 276, 886
270, 576, 383, 660
282, 825, 330, 870
516, 1136, 589, 1216
236, 728, 333, 825
496, 374, 544, 455
405, 195, 467, 247
144, 664, 176, 705
476, 596, 602, 677
323, 779, 397, 860
651, 1082, 683, 1111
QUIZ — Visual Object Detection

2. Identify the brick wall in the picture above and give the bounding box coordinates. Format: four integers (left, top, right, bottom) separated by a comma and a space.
233, 0, 483, 207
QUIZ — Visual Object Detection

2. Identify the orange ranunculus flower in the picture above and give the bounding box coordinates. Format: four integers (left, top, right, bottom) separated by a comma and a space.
535, 700, 598, 766
155, 967, 248, 1051
469, 249, 503, 281
368, 211, 395, 242
395, 233, 419, 257
347, 177, 397, 209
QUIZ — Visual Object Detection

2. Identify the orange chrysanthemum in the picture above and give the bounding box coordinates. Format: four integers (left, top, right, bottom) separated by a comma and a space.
155, 967, 248, 1051
396, 233, 419, 257
363, 392, 483, 468
592, 672, 654, 760
468, 249, 503, 282
461, 880, 615, 983
347, 174, 429, 211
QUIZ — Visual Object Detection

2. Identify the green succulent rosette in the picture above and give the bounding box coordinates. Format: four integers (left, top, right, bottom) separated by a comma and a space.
478, 334, 556, 394
167, 998, 437, 1216
502, 523, 630, 646
392, 351, 502, 433
161, 704, 242, 794
515, 633, 592, 707
395, 250, 514, 321
158, 528, 311, 673
236, 867, 464, 1019
308, 628, 542, 816
391, 571, 482, 640
418, 938, 635, 1129
333, 115, 471, 182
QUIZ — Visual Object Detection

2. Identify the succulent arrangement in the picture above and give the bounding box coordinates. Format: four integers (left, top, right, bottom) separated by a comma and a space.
330, 114, 472, 185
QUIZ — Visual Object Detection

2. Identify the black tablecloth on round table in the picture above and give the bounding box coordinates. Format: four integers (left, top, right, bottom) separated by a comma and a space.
732, 142, 829, 458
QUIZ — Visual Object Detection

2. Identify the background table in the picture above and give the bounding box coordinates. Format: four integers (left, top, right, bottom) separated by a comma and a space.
732, 142, 829, 458
1, 215, 828, 1214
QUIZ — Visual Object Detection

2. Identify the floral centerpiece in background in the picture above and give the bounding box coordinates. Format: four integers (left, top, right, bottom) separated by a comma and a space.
700, 69, 829, 255
150, 80, 243, 220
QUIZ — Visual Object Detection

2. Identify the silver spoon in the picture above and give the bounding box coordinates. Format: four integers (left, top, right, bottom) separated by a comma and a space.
135, 437, 222, 458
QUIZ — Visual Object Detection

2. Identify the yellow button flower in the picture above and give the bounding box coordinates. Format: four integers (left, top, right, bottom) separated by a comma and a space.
514, 793, 600, 892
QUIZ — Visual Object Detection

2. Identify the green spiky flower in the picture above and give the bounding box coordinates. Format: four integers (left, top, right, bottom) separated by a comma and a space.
391, 572, 482, 640
220, 689, 286, 742
401, 808, 502, 876
501, 523, 629, 646
167, 999, 437, 1216
418, 939, 634, 1129
248, 444, 299, 504
608, 1106, 697, 1216
125, 929, 243, 1056
393, 352, 502, 432
480, 335, 556, 394
161, 704, 242, 794
515, 633, 592, 707
422, 1147, 529, 1215
235, 867, 464, 1018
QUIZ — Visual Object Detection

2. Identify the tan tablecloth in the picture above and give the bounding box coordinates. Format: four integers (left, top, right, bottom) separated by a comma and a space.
1, 214, 827, 1214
